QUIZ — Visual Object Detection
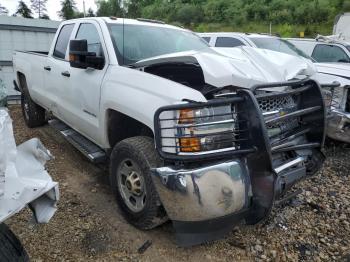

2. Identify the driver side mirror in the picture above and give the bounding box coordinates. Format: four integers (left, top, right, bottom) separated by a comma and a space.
69, 39, 105, 70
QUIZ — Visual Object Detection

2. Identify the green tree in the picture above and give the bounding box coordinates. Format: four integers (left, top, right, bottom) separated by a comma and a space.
15, 1, 33, 18
30, 0, 48, 18
0, 4, 9, 15
41, 14, 50, 20
126, 0, 153, 18
175, 4, 202, 25
96, 0, 123, 17
58, 0, 77, 20
87, 7, 95, 17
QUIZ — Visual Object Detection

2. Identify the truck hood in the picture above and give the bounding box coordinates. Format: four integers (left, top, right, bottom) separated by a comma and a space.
135, 46, 316, 89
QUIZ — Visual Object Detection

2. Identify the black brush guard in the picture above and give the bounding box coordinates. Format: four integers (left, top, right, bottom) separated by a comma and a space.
153, 79, 326, 245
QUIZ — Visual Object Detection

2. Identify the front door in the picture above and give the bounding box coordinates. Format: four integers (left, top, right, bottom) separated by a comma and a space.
65, 21, 108, 145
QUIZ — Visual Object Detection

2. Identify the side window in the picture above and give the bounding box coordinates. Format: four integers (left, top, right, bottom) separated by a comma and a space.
215, 37, 245, 48
312, 44, 350, 63
76, 23, 104, 57
202, 37, 211, 43
53, 24, 74, 59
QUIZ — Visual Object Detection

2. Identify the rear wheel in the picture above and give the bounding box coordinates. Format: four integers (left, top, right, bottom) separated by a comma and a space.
0, 224, 29, 262
109, 136, 168, 230
20, 79, 46, 128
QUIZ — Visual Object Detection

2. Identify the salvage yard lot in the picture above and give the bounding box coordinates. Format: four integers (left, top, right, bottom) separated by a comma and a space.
6, 105, 350, 261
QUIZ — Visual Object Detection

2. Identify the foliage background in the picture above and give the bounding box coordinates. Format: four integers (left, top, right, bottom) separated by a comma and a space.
96, 0, 350, 37
3, 0, 350, 36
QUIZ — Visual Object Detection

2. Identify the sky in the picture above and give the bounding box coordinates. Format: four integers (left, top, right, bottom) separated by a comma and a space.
2, 0, 98, 20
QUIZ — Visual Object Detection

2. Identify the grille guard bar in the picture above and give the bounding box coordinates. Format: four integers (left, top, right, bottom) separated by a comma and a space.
151, 79, 326, 245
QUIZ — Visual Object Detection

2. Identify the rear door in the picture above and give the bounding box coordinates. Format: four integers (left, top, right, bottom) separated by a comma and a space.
45, 23, 76, 118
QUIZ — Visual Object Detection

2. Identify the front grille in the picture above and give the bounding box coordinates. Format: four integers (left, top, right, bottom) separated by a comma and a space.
258, 95, 296, 113
253, 79, 325, 170
258, 95, 299, 132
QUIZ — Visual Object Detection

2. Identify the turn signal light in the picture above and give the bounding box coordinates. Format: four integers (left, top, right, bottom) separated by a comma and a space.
179, 137, 201, 152
178, 109, 201, 152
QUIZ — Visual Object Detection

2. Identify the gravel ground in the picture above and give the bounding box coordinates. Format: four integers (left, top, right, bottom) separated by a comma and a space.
6, 105, 350, 261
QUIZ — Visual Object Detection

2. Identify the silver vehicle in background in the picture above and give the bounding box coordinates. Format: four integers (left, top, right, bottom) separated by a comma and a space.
287, 35, 350, 63
199, 32, 350, 143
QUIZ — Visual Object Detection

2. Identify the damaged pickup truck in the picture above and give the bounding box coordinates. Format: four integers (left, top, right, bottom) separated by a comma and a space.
13, 17, 326, 246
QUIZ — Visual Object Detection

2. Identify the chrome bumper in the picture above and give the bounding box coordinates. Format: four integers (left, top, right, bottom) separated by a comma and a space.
151, 161, 249, 222
327, 109, 350, 143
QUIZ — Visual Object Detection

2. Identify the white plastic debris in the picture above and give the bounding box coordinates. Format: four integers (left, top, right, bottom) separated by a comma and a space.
0, 108, 59, 223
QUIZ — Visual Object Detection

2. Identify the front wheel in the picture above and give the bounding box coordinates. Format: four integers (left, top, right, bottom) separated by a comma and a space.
109, 136, 168, 230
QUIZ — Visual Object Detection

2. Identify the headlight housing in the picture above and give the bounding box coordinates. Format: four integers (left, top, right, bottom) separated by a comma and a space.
177, 105, 237, 153
156, 99, 246, 158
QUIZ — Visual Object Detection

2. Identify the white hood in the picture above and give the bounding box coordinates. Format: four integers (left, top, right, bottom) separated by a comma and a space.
136, 47, 316, 89
211, 47, 316, 87
314, 62, 350, 87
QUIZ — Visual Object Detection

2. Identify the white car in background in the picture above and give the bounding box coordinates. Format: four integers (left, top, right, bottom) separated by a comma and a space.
199, 32, 350, 143
287, 36, 350, 63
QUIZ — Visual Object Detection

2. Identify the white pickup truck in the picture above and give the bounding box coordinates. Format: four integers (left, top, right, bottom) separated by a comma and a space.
13, 17, 326, 246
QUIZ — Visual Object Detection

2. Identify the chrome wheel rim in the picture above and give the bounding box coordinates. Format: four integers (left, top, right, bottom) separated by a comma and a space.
117, 159, 146, 212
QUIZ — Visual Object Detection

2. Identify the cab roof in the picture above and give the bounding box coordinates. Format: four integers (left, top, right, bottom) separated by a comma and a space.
62, 17, 187, 32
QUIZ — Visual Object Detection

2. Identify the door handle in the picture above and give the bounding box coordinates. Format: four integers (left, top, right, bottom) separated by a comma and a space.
61, 71, 70, 77
44, 66, 51, 71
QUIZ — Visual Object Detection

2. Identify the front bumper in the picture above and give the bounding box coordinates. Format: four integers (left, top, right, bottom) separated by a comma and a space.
151, 161, 249, 222
327, 109, 350, 143
151, 161, 250, 246
151, 158, 311, 246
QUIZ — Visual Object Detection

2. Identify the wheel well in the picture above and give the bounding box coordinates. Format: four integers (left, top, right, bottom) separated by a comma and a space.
17, 72, 26, 91
107, 109, 154, 148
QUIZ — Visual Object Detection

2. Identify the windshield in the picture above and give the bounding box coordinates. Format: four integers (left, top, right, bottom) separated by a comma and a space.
108, 24, 210, 65
249, 37, 315, 61
347, 46, 350, 52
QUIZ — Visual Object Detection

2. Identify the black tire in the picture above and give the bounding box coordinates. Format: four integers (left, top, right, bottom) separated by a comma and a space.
109, 136, 168, 230
20, 79, 46, 128
0, 224, 29, 262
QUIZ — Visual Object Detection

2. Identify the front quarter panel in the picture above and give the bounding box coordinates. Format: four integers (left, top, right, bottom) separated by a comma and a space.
99, 65, 207, 148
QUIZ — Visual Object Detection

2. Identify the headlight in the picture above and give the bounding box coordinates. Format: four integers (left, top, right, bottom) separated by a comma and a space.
176, 105, 237, 153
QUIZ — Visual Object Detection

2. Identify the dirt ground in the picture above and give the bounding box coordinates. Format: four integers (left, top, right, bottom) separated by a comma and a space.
6, 105, 350, 261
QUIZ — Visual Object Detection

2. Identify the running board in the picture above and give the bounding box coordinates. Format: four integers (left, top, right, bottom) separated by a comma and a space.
49, 119, 107, 163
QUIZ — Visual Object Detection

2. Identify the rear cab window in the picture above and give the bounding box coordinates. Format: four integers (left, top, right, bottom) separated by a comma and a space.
215, 37, 245, 47
53, 24, 75, 60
